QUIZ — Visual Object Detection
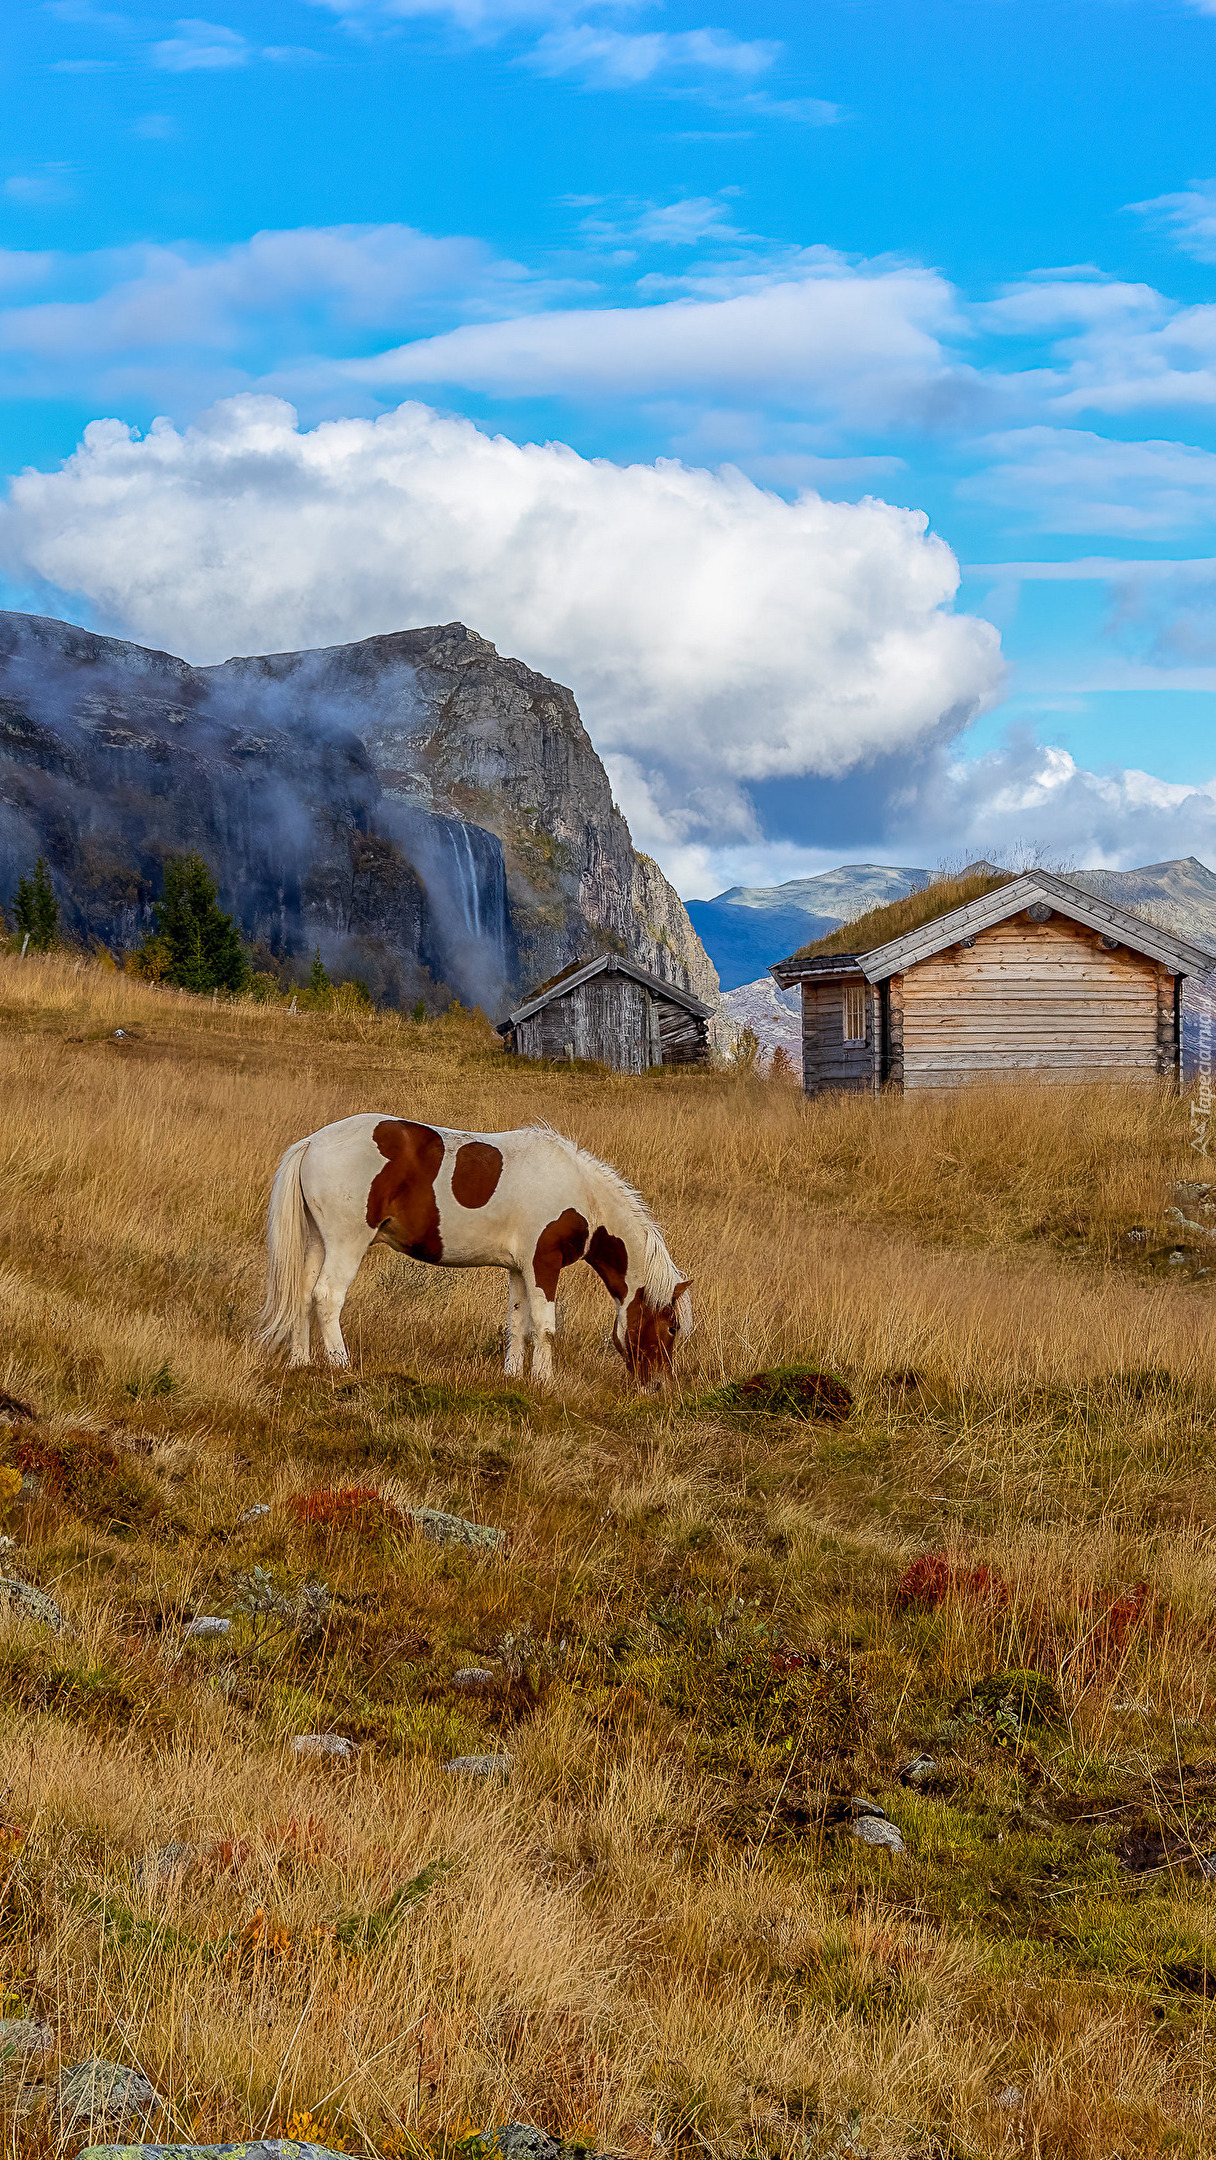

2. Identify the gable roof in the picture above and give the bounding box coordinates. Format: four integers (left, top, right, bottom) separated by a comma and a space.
500, 951, 714, 1031
772, 869, 1216, 989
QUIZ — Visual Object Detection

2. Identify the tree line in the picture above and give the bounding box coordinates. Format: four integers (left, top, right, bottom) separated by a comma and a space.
8, 852, 348, 1004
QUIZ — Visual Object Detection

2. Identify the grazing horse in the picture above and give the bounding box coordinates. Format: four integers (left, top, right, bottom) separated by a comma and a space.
258, 1115, 692, 1386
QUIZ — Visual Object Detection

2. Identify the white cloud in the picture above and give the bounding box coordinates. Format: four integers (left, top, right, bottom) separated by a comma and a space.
923, 739, 1216, 872
307, 0, 575, 23
527, 24, 778, 85
343, 260, 971, 426
306, 0, 832, 113
1132, 181, 1216, 263
2, 166, 75, 206
962, 426, 1216, 537
151, 18, 249, 69
147, 18, 318, 70
0, 225, 532, 402
981, 268, 1216, 419
0, 395, 1003, 827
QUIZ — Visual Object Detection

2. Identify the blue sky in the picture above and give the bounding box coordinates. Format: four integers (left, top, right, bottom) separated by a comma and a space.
5, 0, 1216, 897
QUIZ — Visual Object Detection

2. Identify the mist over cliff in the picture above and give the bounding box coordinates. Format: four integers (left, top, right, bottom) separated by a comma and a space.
0, 610, 717, 1014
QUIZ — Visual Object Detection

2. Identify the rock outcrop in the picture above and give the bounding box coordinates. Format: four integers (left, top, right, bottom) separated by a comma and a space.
0, 613, 717, 1014
209, 622, 717, 1001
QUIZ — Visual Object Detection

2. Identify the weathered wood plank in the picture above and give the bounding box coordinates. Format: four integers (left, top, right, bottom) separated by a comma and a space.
904, 1049, 1159, 1071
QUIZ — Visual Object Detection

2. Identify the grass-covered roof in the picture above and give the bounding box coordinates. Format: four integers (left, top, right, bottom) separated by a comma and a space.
788, 866, 1013, 962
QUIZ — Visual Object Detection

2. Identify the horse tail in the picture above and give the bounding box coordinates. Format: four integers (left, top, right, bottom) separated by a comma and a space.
258, 1136, 313, 1351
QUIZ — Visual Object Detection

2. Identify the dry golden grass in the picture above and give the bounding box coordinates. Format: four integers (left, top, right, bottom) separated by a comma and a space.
1, 952, 1216, 2159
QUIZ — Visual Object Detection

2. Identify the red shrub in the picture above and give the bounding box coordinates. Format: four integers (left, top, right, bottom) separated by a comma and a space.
897, 1551, 1009, 1610
1078, 1579, 1166, 1677
287, 1486, 402, 1532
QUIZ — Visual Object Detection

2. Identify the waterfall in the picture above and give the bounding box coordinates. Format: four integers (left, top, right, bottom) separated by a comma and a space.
443, 820, 484, 943
381, 801, 516, 1008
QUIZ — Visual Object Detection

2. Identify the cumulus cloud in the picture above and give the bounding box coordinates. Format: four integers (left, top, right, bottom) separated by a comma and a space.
0, 394, 1003, 840
921, 739, 1216, 871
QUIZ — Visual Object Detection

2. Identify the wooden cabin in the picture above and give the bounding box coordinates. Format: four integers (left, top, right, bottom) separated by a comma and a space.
498, 953, 712, 1073
771, 870, 1216, 1096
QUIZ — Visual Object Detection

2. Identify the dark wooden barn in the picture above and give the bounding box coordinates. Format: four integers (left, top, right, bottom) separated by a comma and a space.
498, 954, 713, 1073
772, 870, 1215, 1096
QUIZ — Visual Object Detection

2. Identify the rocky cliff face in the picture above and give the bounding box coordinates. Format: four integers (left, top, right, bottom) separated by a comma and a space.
0, 611, 717, 1014
208, 622, 717, 1005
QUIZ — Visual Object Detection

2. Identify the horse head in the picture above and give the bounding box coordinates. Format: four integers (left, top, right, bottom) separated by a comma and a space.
616, 1278, 693, 1387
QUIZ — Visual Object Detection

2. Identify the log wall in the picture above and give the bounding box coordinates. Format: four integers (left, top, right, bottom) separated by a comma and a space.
513, 978, 709, 1071
898, 913, 1173, 1091
800, 972, 876, 1094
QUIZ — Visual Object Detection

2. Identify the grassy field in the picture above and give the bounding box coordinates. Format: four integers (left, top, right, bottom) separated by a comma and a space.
2, 951, 1216, 2160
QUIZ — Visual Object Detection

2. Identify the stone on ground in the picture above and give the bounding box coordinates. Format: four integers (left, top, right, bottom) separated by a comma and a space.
57, 2057, 163, 2132
0, 2016, 52, 2062
80, 2143, 350, 2160
411, 1508, 504, 1550
0, 1576, 65, 1630
852, 1815, 905, 1854
290, 1733, 354, 1760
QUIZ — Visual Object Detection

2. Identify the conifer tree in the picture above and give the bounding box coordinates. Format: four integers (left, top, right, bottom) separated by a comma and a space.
13, 859, 59, 951
145, 853, 250, 994
308, 948, 331, 1000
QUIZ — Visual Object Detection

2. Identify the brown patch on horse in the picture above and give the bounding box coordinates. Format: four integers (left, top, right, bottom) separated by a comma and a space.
451, 1141, 503, 1209
533, 1208, 589, 1300
586, 1225, 628, 1302
367, 1119, 445, 1262
617, 1287, 680, 1383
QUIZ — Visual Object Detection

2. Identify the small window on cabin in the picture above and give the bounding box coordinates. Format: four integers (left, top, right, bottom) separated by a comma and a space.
842, 982, 866, 1043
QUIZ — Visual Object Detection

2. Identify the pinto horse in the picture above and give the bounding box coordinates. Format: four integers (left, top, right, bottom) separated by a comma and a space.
259, 1115, 692, 1386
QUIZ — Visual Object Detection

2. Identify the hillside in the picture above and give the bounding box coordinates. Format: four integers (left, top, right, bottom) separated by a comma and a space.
0, 612, 717, 1014
0, 953, 1215, 2157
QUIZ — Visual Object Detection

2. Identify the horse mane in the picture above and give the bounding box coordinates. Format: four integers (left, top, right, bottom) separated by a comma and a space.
530, 1124, 692, 1323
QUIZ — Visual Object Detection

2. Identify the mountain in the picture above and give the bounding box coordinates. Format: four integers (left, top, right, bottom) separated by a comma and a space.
210, 621, 716, 1005
0, 612, 716, 1014
687, 862, 929, 990
720, 976, 801, 1063
1068, 857, 1216, 951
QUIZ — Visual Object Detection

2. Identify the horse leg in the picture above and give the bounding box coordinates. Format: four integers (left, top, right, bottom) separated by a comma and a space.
504, 1267, 528, 1378
525, 1270, 558, 1385
288, 1225, 325, 1367
311, 1227, 375, 1367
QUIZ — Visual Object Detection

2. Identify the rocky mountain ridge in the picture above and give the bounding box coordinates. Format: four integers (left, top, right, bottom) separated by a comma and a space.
0, 611, 717, 1013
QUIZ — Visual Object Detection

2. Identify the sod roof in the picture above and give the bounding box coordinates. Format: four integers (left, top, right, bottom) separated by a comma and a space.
785, 866, 1013, 965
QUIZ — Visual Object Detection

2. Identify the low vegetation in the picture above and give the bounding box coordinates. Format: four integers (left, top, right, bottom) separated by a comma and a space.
790, 869, 1011, 962
0, 951, 1214, 2158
